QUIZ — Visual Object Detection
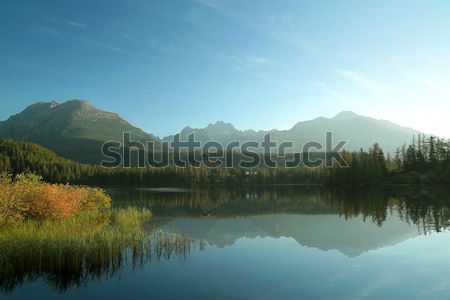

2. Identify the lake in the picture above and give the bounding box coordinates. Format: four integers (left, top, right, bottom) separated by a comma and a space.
2, 186, 450, 299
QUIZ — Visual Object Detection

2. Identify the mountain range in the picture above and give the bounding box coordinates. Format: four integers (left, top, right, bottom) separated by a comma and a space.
164, 111, 420, 154
0, 99, 421, 164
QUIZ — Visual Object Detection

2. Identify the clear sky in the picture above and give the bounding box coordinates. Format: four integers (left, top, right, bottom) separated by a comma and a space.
1, 0, 449, 137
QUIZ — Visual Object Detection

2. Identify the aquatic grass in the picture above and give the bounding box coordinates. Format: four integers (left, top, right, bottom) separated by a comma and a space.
0, 207, 151, 292
0, 173, 203, 292
153, 229, 194, 261
0, 207, 203, 293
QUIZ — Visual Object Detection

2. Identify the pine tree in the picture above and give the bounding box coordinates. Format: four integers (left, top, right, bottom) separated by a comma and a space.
404, 145, 417, 171
428, 136, 437, 167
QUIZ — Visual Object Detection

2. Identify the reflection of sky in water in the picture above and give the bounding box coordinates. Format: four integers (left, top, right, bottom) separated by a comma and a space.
9, 231, 450, 300
3, 187, 450, 300
159, 214, 420, 255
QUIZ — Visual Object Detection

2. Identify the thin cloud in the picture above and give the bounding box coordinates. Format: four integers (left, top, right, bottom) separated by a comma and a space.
200, 46, 274, 75
337, 69, 383, 92
313, 82, 339, 97
46, 17, 87, 29
72, 37, 144, 56
65, 20, 87, 29
37, 26, 62, 37
229, 54, 273, 72
192, 1, 307, 49
264, 12, 308, 49
246, 56, 272, 65
193, 0, 226, 9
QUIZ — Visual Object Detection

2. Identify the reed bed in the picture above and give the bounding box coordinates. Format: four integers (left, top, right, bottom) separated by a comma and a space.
0, 207, 151, 292
0, 173, 203, 293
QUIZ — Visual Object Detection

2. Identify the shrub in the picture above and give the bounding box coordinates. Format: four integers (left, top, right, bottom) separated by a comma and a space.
0, 173, 111, 225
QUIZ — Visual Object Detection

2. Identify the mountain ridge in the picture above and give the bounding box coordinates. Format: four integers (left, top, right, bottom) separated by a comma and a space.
0, 100, 423, 164
0, 99, 159, 164
164, 111, 421, 153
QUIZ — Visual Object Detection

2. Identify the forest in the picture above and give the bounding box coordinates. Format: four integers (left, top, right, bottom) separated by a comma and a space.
1, 135, 449, 186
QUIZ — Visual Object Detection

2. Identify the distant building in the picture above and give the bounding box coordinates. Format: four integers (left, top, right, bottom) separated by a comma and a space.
50, 101, 58, 109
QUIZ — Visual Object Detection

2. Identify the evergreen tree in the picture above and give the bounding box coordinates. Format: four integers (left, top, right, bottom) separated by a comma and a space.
404, 145, 417, 171
428, 136, 437, 167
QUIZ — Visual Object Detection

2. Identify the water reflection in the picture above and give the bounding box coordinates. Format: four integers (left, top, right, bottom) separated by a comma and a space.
326, 188, 450, 233
1, 186, 450, 296
0, 228, 203, 294
110, 186, 450, 234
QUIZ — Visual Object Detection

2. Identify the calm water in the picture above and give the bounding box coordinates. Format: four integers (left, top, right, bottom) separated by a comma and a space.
2, 186, 450, 299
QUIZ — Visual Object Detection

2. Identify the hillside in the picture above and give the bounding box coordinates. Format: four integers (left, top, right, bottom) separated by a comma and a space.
0, 139, 90, 183
0, 100, 158, 164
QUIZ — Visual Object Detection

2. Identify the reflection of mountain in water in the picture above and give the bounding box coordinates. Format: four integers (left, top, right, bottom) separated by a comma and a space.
160, 214, 418, 257
109, 186, 450, 256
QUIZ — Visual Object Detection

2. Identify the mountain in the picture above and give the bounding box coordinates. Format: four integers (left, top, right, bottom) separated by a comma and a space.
0, 100, 158, 164
283, 111, 420, 153
0, 101, 422, 164
164, 111, 421, 154
164, 121, 267, 145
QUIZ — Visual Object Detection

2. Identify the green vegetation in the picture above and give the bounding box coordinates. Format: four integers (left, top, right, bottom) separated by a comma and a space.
1, 134, 450, 187
0, 100, 448, 186
0, 208, 202, 293
112, 185, 450, 233
331, 134, 450, 185
0, 174, 201, 292
0, 173, 110, 224
0, 100, 421, 164
0, 208, 150, 292
0, 100, 158, 163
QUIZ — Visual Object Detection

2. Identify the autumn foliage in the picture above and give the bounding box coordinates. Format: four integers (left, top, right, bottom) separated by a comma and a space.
0, 173, 110, 224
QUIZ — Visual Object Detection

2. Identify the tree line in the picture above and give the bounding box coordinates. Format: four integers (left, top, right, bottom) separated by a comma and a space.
330, 134, 450, 185
1, 136, 450, 186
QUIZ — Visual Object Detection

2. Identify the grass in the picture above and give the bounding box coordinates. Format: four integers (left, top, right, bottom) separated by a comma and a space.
0, 207, 151, 292
0, 173, 203, 293
152, 229, 206, 262
0, 207, 202, 293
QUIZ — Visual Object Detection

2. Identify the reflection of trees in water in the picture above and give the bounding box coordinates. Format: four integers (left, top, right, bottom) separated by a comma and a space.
324, 188, 450, 234
322, 189, 393, 226
2, 187, 449, 294
109, 186, 450, 233
394, 189, 450, 234
110, 186, 450, 233
111, 186, 337, 217
0, 229, 204, 294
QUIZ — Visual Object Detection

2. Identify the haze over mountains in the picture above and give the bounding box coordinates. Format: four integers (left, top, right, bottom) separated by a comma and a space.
165, 111, 420, 154
0, 100, 421, 164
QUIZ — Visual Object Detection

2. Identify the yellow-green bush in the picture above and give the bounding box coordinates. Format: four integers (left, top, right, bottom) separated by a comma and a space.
0, 173, 111, 225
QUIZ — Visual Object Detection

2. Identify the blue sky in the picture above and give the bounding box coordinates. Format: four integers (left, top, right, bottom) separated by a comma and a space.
1, 0, 450, 137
